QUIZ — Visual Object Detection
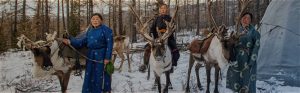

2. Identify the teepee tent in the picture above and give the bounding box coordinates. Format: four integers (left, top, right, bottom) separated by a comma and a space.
257, 0, 300, 87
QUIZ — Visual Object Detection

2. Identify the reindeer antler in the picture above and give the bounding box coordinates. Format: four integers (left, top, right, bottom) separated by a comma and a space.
128, 4, 154, 44
207, 0, 218, 28
17, 31, 57, 49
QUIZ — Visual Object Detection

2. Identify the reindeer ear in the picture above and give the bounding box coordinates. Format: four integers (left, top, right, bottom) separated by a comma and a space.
32, 48, 40, 56
45, 46, 51, 55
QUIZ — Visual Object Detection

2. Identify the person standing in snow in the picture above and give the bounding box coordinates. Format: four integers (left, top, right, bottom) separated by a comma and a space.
139, 4, 180, 73
62, 13, 113, 93
226, 12, 260, 93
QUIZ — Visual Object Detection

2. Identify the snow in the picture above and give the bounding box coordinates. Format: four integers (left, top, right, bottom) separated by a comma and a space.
1, 0, 300, 92
1, 43, 299, 93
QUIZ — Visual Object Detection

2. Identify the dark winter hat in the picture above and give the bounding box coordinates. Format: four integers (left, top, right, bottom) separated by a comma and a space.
91, 13, 103, 20
241, 12, 253, 21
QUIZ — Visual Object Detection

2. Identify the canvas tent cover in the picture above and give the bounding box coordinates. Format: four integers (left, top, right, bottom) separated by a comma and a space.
257, 0, 300, 87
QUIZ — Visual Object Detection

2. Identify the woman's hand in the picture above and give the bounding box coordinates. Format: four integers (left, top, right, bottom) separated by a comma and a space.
62, 39, 70, 45
104, 59, 110, 65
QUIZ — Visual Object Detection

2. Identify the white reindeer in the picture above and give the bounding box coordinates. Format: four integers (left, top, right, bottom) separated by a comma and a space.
129, 5, 178, 93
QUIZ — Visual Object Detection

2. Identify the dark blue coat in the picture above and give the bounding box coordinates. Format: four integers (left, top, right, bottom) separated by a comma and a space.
70, 24, 113, 93
226, 25, 260, 93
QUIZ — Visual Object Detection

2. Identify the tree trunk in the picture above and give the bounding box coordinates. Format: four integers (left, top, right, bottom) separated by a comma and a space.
138, 0, 140, 16
144, 0, 147, 15
1, 11, 3, 28
184, 0, 188, 30
256, 0, 260, 24
130, 0, 137, 43
45, 0, 49, 33
175, 0, 179, 39
108, 0, 111, 27
117, 0, 124, 35
35, 0, 41, 40
66, 0, 69, 32
57, 0, 60, 37
196, 0, 200, 35
21, 0, 26, 33
62, 0, 66, 31
89, 0, 93, 19
118, 0, 123, 36
78, 0, 80, 30
12, 0, 18, 48
86, 0, 89, 26
22, 0, 26, 22
113, 0, 117, 34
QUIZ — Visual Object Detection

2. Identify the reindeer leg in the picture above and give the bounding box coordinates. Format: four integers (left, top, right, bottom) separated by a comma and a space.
155, 74, 161, 93
117, 52, 125, 72
164, 71, 170, 93
195, 63, 204, 90
166, 70, 173, 89
111, 54, 117, 64
54, 71, 64, 93
205, 63, 212, 93
126, 52, 131, 72
214, 65, 220, 93
152, 72, 158, 90
61, 69, 71, 93
185, 54, 195, 92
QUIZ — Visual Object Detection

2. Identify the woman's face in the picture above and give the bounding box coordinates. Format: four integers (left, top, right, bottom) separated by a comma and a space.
241, 14, 251, 27
159, 5, 168, 15
91, 15, 102, 27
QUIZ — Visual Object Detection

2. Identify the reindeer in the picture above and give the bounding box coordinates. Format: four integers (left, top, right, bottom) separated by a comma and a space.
17, 31, 93, 93
111, 35, 132, 72
185, 25, 231, 93
129, 5, 178, 93
185, 0, 252, 93
18, 32, 71, 93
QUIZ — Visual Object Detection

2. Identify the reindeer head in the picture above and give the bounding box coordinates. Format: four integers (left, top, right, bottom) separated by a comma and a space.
17, 32, 57, 71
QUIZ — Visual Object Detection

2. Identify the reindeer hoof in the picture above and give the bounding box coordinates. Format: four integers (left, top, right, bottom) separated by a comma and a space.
214, 89, 219, 93
151, 85, 157, 90
151, 83, 158, 90
128, 69, 132, 72
198, 85, 203, 90
185, 87, 190, 93
138, 65, 147, 73
168, 85, 173, 89
163, 88, 169, 93
206, 90, 210, 93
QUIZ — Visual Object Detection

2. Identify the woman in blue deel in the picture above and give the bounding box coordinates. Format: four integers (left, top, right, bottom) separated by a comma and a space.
226, 12, 260, 93
63, 13, 113, 93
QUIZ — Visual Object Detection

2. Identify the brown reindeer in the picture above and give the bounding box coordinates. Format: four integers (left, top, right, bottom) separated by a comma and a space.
129, 5, 178, 93
17, 31, 74, 93
111, 35, 131, 72
17, 31, 89, 93
185, 25, 232, 93
185, 0, 252, 93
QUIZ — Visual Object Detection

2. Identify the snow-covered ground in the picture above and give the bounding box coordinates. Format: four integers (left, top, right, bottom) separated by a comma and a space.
0, 46, 299, 93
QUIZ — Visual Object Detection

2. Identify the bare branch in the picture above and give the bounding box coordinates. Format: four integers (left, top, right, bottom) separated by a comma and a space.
128, 4, 154, 43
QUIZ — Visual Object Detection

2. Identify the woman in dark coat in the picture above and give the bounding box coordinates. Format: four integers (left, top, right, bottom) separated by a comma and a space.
63, 13, 113, 93
226, 12, 260, 93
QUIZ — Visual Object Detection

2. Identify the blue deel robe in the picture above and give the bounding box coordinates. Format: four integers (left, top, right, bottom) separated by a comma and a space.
69, 24, 113, 93
226, 25, 260, 93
